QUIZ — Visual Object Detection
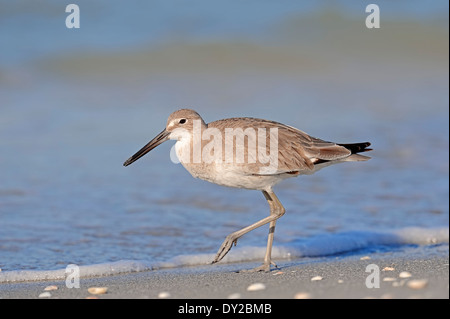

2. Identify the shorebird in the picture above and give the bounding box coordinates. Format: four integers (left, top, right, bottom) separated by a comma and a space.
123, 109, 371, 272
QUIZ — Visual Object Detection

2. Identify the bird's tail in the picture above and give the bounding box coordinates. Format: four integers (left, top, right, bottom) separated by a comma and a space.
338, 142, 372, 161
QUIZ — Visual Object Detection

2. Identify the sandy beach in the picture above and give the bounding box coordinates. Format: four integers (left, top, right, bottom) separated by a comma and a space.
1, 245, 447, 299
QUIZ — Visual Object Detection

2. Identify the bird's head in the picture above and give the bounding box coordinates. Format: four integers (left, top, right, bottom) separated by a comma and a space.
123, 109, 205, 166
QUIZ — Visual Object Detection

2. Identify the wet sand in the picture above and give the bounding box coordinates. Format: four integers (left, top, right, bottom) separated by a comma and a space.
1, 245, 448, 299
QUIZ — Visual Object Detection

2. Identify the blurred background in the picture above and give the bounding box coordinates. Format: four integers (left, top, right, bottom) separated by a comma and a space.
0, 1, 448, 272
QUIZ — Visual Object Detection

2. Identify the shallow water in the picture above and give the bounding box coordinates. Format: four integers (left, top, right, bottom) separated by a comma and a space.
0, 1, 448, 281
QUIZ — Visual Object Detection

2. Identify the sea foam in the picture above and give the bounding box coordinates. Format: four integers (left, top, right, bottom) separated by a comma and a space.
0, 226, 447, 283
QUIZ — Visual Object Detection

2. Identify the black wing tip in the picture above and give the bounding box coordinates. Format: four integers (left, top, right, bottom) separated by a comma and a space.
338, 142, 372, 154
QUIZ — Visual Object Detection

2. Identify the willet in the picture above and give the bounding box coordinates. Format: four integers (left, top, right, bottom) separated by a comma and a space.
123, 109, 372, 272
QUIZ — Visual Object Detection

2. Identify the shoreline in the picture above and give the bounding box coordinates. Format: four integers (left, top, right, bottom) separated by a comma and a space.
1, 245, 448, 299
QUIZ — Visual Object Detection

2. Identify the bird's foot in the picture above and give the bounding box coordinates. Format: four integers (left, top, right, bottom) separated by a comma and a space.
212, 234, 238, 264
238, 261, 278, 273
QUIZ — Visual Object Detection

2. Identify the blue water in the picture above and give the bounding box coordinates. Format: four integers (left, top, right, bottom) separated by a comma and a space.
0, 1, 448, 280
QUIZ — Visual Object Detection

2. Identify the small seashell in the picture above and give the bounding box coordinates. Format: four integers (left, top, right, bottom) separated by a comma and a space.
88, 287, 108, 295
399, 271, 412, 278
383, 277, 396, 282
38, 292, 51, 298
311, 276, 323, 281
246, 282, 266, 291
337, 279, 344, 284
407, 279, 428, 290
158, 291, 171, 299
294, 292, 311, 299
227, 293, 241, 299
273, 271, 284, 276
382, 267, 395, 271
44, 285, 58, 291
360, 256, 371, 260
85, 296, 99, 299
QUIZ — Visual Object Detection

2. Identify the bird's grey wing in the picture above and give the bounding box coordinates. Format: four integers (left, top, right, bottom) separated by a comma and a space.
209, 118, 353, 176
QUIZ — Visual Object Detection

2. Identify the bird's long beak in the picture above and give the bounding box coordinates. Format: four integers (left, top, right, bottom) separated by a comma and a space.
123, 129, 170, 166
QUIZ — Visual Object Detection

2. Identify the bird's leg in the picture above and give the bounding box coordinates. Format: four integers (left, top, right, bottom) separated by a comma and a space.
262, 191, 278, 268
240, 190, 285, 272
212, 215, 275, 264
212, 190, 285, 272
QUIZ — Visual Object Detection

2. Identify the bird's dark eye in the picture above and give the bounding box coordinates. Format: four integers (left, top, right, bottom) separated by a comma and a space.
179, 119, 186, 124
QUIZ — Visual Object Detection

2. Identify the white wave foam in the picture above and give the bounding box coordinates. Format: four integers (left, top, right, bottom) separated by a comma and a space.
1, 227, 447, 283
0, 260, 153, 283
